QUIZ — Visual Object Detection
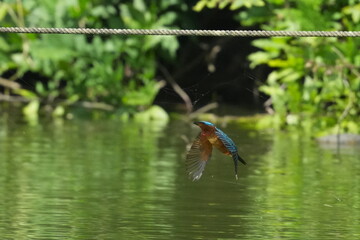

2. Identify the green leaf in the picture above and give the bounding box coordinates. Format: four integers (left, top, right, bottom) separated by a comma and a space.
343, 4, 360, 23
52, 105, 65, 117
23, 100, 40, 117
193, 0, 207, 11
13, 89, 38, 99
248, 51, 278, 68
219, 0, 231, 9
133, 0, 146, 12
0, 3, 8, 21
230, 0, 265, 10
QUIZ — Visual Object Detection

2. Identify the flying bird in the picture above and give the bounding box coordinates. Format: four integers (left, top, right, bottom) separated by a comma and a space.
186, 121, 247, 181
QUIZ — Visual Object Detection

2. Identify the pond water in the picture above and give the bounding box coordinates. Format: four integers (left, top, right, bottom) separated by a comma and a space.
0, 114, 360, 239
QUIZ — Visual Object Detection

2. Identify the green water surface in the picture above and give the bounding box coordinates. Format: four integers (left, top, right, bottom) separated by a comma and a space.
0, 115, 359, 239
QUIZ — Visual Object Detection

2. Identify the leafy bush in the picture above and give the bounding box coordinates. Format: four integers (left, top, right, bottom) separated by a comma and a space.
196, 0, 360, 134
0, 0, 181, 112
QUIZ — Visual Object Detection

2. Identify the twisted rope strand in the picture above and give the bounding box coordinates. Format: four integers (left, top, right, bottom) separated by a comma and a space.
0, 27, 360, 37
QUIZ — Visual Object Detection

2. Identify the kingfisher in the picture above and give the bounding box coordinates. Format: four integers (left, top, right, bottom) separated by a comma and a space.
186, 121, 247, 181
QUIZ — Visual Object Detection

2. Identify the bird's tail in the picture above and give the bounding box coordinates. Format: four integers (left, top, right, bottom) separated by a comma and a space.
233, 158, 238, 180
233, 154, 246, 180
237, 154, 247, 165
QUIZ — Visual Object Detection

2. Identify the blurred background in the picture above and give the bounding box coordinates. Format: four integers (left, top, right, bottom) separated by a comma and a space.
1, 0, 360, 239
1, 0, 359, 133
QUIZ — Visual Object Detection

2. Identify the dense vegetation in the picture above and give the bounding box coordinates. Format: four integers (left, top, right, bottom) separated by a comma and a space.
1, 0, 360, 134
0, 0, 183, 119
195, 0, 360, 134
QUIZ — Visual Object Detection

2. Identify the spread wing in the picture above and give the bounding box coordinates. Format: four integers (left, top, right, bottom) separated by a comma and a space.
185, 134, 212, 181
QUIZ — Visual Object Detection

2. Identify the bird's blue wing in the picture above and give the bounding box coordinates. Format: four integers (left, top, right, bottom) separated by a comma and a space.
186, 134, 212, 181
214, 128, 238, 155
215, 127, 246, 179
215, 128, 246, 164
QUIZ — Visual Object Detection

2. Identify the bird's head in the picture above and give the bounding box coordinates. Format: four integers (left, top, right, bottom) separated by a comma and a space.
193, 121, 216, 131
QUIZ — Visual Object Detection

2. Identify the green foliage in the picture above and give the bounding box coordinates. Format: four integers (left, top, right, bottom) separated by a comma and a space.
193, 0, 265, 11
197, 0, 360, 134
0, 0, 182, 115
246, 1, 360, 134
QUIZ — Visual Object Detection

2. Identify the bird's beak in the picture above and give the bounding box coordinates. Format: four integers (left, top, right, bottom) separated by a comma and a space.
193, 122, 199, 126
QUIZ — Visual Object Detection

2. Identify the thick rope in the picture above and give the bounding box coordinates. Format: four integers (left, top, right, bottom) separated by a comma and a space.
0, 27, 360, 37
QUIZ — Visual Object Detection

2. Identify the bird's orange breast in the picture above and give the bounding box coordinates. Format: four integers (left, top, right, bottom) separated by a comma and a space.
206, 133, 231, 156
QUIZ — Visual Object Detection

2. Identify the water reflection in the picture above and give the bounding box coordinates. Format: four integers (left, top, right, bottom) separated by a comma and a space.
0, 116, 359, 239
